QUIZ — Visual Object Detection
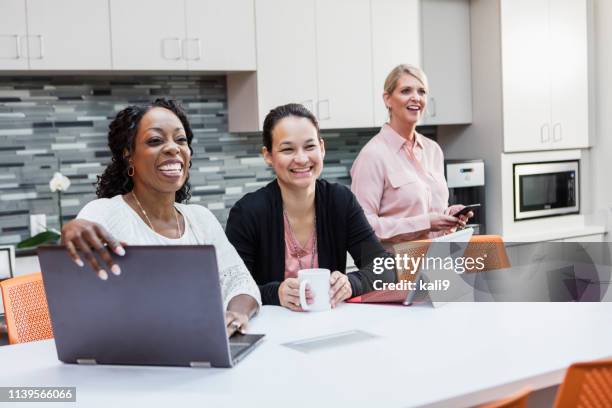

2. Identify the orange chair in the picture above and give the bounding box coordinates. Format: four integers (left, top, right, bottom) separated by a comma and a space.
463, 235, 511, 273
479, 388, 531, 408
0, 272, 53, 344
391, 239, 431, 281
553, 359, 612, 407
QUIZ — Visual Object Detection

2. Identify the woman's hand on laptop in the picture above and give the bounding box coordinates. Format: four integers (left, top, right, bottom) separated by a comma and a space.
225, 311, 249, 337
61, 219, 126, 280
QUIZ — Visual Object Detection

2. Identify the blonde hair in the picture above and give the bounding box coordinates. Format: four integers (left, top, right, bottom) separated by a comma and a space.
383, 64, 429, 96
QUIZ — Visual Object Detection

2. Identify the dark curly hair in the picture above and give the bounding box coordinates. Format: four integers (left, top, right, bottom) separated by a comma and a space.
262, 103, 319, 151
96, 98, 194, 202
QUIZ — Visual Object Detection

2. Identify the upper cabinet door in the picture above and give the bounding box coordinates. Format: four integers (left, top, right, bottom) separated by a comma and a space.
26, 0, 111, 70
549, 0, 588, 149
110, 0, 187, 70
254, 0, 318, 126
421, 0, 471, 126
0, 0, 29, 70
184, 0, 256, 71
315, 0, 373, 129
501, 0, 551, 152
371, 0, 421, 127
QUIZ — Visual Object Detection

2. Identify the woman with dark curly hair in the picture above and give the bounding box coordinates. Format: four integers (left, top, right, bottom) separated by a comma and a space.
61, 98, 260, 333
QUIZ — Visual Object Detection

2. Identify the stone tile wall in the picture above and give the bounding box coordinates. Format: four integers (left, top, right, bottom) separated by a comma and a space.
0, 75, 434, 246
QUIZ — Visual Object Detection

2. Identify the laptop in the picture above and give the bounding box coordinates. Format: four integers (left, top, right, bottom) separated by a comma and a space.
347, 228, 474, 306
38, 245, 264, 368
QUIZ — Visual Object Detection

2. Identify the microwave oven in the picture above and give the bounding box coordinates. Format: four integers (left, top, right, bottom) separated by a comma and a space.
513, 160, 579, 221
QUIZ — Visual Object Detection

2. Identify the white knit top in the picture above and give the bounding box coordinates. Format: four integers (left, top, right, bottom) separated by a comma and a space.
77, 195, 262, 310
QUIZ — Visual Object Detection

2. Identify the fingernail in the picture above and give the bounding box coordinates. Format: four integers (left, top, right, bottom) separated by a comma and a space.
76, 259, 84, 267
115, 246, 125, 256
111, 264, 121, 276
98, 270, 108, 280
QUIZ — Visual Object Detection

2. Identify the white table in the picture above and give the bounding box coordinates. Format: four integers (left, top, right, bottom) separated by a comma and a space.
1, 302, 611, 408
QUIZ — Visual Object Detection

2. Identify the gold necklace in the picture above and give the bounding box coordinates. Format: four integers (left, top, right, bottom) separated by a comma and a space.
131, 191, 182, 238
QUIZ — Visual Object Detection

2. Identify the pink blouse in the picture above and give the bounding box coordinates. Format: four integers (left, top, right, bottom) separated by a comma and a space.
350, 124, 459, 242
283, 213, 318, 279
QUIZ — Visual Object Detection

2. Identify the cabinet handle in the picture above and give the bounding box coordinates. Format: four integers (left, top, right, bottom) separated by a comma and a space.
552, 123, 562, 142
317, 99, 330, 120
15, 35, 22, 59
29, 35, 44, 59
427, 96, 436, 117
4, 35, 22, 59
161, 38, 181, 60
183, 38, 201, 61
38, 35, 44, 59
540, 123, 550, 143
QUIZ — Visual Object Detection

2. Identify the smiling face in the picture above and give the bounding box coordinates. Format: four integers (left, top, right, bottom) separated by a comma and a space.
383, 73, 427, 125
128, 107, 191, 195
263, 116, 325, 191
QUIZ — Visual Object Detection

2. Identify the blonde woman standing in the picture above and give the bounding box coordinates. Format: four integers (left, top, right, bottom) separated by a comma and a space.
351, 64, 472, 243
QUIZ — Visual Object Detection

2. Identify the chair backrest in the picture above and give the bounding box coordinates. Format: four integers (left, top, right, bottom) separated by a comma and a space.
391, 239, 431, 281
553, 359, 612, 407
479, 388, 531, 408
0, 272, 53, 344
463, 235, 510, 272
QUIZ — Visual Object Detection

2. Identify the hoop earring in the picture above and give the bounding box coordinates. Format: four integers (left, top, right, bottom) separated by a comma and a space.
127, 165, 135, 177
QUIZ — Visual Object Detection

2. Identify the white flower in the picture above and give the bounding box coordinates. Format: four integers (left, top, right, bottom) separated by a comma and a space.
49, 172, 71, 192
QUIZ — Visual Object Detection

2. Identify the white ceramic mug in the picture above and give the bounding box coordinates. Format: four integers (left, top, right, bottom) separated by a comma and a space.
298, 268, 331, 312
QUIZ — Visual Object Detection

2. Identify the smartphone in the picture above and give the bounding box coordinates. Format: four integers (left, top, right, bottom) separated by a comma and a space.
452, 203, 480, 217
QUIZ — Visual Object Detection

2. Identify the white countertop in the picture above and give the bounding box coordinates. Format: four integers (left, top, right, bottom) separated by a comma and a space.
503, 224, 607, 242
0, 302, 611, 407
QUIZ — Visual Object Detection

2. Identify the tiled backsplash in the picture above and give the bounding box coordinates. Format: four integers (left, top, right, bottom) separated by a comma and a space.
1, 75, 433, 247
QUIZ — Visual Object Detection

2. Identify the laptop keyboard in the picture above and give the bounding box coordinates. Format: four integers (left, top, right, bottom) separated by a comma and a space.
229, 342, 250, 357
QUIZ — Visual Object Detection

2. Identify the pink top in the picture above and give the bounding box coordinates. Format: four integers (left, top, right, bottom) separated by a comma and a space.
283, 212, 319, 279
350, 124, 460, 242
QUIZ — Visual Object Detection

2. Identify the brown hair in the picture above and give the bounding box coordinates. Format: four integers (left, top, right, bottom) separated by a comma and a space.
262, 103, 319, 151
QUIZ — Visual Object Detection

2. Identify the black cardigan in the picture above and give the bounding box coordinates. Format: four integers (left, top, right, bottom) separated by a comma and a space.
226, 179, 395, 305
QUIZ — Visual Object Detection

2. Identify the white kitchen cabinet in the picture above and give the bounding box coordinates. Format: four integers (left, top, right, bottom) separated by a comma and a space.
249, 0, 318, 127
0, 0, 28, 70
501, 0, 588, 152
26, 0, 111, 70
0, 0, 111, 70
110, 0, 187, 70
315, 0, 373, 129
420, 0, 472, 125
371, 0, 421, 127
548, 0, 589, 150
111, 0, 256, 71
183, 0, 255, 71
228, 0, 422, 132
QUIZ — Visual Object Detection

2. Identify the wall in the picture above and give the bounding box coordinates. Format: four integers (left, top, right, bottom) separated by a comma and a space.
0, 75, 436, 247
591, 0, 612, 228
437, 0, 505, 235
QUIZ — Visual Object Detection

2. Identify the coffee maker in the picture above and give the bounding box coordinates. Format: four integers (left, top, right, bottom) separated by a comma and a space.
445, 159, 485, 234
